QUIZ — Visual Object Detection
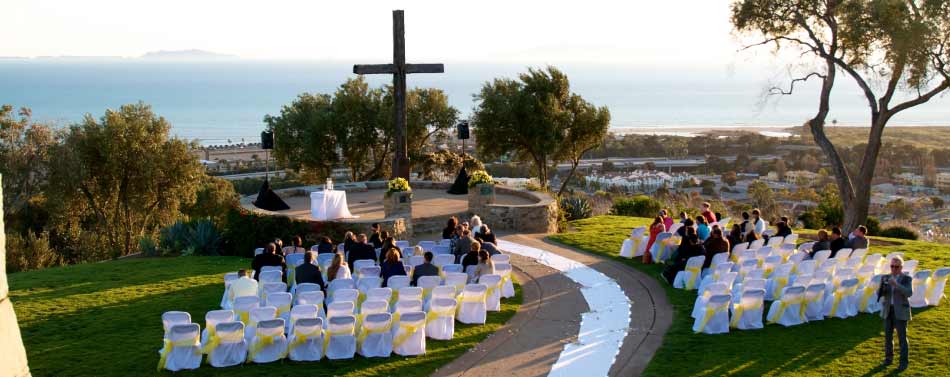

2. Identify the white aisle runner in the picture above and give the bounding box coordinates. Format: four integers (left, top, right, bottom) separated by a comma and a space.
498, 240, 631, 377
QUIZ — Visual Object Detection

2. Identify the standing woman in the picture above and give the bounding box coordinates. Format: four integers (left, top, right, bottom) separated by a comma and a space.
643, 216, 664, 264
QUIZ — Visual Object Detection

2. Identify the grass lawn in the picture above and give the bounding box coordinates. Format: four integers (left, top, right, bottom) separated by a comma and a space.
549, 216, 950, 377
8, 257, 521, 377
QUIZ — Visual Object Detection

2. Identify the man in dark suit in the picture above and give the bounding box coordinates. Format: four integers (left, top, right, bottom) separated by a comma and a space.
453, 229, 477, 264
829, 227, 847, 257
369, 223, 384, 249
251, 242, 286, 281
295, 251, 325, 290
878, 257, 913, 371
347, 233, 378, 268
411, 252, 440, 286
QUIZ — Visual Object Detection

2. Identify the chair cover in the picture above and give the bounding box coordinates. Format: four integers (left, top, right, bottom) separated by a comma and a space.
857, 275, 883, 314
328, 278, 356, 296
259, 269, 282, 284
765, 263, 794, 301
357, 277, 383, 299
704, 253, 730, 276
854, 265, 876, 286
479, 274, 503, 311
731, 242, 749, 256
162, 311, 191, 339
766, 236, 784, 247
266, 292, 293, 326
260, 282, 287, 305
366, 288, 393, 310
766, 286, 806, 327
327, 301, 356, 319
442, 264, 464, 274
620, 238, 635, 258
850, 248, 868, 262
786, 252, 806, 267
457, 284, 488, 324
245, 306, 277, 341
158, 323, 201, 371
443, 272, 469, 293
201, 310, 234, 345
737, 259, 758, 283
357, 313, 393, 358
408, 255, 426, 267
431, 286, 457, 302
255, 247, 264, 256
863, 254, 883, 272
835, 248, 853, 261
692, 294, 731, 334
761, 255, 783, 277
296, 291, 326, 318
353, 259, 376, 273
393, 311, 427, 356
205, 321, 247, 367
388, 276, 410, 292
417, 276, 442, 308
495, 262, 516, 298
746, 268, 766, 281
433, 245, 451, 255
755, 247, 774, 264
220, 272, 240, 309
823, 278, 859, 318
433, 254, 455, 268
395, 240, 411, 249
812, 250, 831, 266
398, 287, 423, 305
692, 282, 728, 318
748, 239, 765, 250
493, 254, 511, 264
287, 317, 324, 361
419, 240, 437, 251
357, 266, 382, 282
395, 300, 424, 317
909, 270, 932, 308
928, 267, 950, 306
902, 260, 919, 275
294, 283, 322, 300
783, 234, 798, 244
803, 283, 827, 321
232, 296, 260, 325
732, 278, 765, 303
731, 289, 765, 330
673, 256, 706, 290
651, 232, 674, 263
288, 304, 319, 335
248, 318, 287, 363
330, 288, 359, 306
426, 298, 457, 340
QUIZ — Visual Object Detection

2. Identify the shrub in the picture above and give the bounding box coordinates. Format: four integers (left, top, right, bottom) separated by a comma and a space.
4, 231, 63, 273
158, 220, 192, 256
560, 196, 593, 221
155, 218, 224, 256
525, 182, 543, 192
879, 222, 920, 240
468, 170, 495, 188
222, 205, 351, 257
139, 235, 159, 257
188, 219, 223, 256
612, 195, 663, 217
865, 216, 881, 236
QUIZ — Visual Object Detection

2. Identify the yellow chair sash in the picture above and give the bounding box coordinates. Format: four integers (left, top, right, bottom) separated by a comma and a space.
422, 287, 434, 301
357, 291, 367, 306
235, 310, 250, 324
829, 286, 858, 317
201, 330, 243, 356
392, 322, 425, 348
356, 323, 393, 349
288, 329, 322, 353
730, 302, 763, 328
425, 307, 455, 324
763, 267, 774, 278
767, 296, 803, 324
322, 328, 354, 351
685, 266, 702, 290
248, 333, 285, 362
694, 307, 718, 333
925, 277, 943, 301
858, 285, 877, 312
157, 336, 199, 371
277, 304, 291, 317
772, 277, 789, 299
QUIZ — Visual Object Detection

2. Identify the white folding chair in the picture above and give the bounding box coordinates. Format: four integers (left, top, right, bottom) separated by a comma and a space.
747, 238, 765, 251
357, 313, 393, 358
330, 288, 359, 307
442, 264, 464, 275
220, 272, 240, 309
296, 291, 326, 319
366, 287, 393, 307
651, 232, 674, 263
248, 318, 287, 363
761, 255, 783, 278
786, 252, 806, 269
765, 263, 794, 301
857, 275, 884, 314
419, 240, 437, 251
731, 242, 749, 256
823, 278, 859, 318
357, 266, 382, 284
783, 234, 799, 245
928, 267, 950, 306
408, 255, 425, 268
902, 260, 919, 275
287, 317, 324, 362
692, 294, 731, 334
734, 278, 766, 303
766, 285, 806, 327
478, 274, 503, 311
392, 311, 427, 356
705, 253, 730, 276
692, 282, 728, 319
353, 259, 377, 273
201, 310, 234, 345
433, 254, 455, 269
205, 321, 247, 368
232, 296, 260, 324
673, 256, 706, 290
327, 301, 356, 319
328, 277, 356, 294
417, 276, 442, 308
493, 254, 511, 264
255, 247, 265, 256
766, 236, 784, 247
909, 270, 932, 308
287, 304, 319, 335
162, 311, 191, 340
812, 250, 832, 266
357, 277, 383, 299
245, 306, 277, 342
495, 262, 516, 298
699, 262, 733, 294
266, 292, 293, 326
388, 276, 410, 292
394, 299, 424, 317
430, 286, 457, 302
324, 315, 357, 360
730, 289, 765, 330
426, 298, 457, 340
158, 323, 201, 371
456, 284, 488, 324
398, 287, 423, 305
803, 283, 827, 321
444, 272, 469, 293
260, 282, 287, 305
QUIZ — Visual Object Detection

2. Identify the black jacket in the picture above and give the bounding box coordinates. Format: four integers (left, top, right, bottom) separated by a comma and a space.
251, 253, 286, 280
347, 242, 377, 267
411, 262, 439, 286
369, 232, 383, 249
295, 263, 325, 289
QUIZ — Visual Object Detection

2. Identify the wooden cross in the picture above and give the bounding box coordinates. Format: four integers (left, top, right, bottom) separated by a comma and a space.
354, 9, 444, 181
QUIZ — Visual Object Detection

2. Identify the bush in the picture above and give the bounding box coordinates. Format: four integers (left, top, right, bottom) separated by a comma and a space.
880, 224, 920, 240
155, 218, 224, 256
611, 195, 663, 217
865, 216, 881, 236
560, 196, 593, 221
222, 205, 352, 257
189, 219, 223, 256
139, 235, 159, 257
5, 231, 63, 273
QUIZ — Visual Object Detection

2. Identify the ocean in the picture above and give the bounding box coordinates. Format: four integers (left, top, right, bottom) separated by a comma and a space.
1, 59, 948, 145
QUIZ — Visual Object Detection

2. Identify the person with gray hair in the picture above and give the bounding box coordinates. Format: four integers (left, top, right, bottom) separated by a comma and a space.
878, 256, 913, 371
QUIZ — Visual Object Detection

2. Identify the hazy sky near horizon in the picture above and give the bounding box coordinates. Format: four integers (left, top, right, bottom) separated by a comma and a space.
4, 0, 766, 65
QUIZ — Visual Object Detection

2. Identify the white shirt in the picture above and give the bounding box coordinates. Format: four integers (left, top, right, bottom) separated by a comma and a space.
230, 276, 258, 299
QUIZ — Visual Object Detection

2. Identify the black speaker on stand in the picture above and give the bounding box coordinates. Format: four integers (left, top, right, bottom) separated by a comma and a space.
448, 121, 471, 195
253, 130, 290, 211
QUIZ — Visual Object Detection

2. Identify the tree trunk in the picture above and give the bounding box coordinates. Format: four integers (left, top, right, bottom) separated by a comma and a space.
557, 159, 580, 196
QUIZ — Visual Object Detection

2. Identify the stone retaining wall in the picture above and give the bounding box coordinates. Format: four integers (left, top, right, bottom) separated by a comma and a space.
472, 186, 559, 234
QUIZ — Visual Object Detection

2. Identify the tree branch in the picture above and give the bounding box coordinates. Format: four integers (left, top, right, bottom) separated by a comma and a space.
769, 72, 826, 95
889, 80, 950, 115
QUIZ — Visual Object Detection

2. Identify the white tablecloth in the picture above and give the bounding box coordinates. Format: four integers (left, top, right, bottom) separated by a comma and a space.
310, 190, 354, 220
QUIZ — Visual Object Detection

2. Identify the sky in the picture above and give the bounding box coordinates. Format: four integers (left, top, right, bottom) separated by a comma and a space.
3, 0, 758, 65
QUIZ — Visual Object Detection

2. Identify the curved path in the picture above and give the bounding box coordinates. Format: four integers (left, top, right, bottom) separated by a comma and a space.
433, 234, 672, 377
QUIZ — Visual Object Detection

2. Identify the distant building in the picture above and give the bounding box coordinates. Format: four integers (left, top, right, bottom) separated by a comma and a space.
765, 171, 779, 181
894, 172, 925, 187
784, 170, 819, 184
937, 172, 950, 191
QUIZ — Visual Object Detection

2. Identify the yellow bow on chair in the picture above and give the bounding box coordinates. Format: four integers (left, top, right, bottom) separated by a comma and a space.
392, 322, 424, 348
858, 284, 877, 312
730, 301, 763, 328
685, 266, 702, 290
248, 333, 284, 362
425, 307, 455, 324
288, 329, 321, 354
157, 336, 199, 371
323, 328, 354, 353
772, 277, 789, 299
694, 306, 720, 333
767, 295, 802, 324
356, 322, 393, 352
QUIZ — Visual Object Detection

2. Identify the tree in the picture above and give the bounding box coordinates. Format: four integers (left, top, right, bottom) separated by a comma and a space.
0, 105, 55, 228
473, 67, 609, 189
46, 103, 204, 258
930, 196, 944, 209
748, 180, 779, 216
266, 93, 338, 181
722, 171, 738, 186
182, 175, 239, 223
732, 0, 950, 231
406, 88, 460, 171
885, 198, 914, 220
774, 159, 787, 181
331, 77, 390, 181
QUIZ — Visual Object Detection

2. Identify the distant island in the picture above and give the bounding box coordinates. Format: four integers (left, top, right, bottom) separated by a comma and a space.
140, 49, 239, 60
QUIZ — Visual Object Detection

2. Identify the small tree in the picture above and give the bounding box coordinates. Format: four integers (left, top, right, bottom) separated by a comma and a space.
931, 196, 944, 209
0, 105, 55, 227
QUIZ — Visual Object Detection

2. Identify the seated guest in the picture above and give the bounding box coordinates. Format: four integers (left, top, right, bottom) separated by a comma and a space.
316, 236, 334, 254
381, 236, 400, 259
273, 238, 285, 256
326, 252, 349, 283
848, 225, 870, 250
411, 252, 440, 286
472, 250, 495, 282
453, 229, 477, 264
811, 230, 831, 258
481, 241, 501, 256
701, 202, 717, 224
470, 215, 483, 234
751, 209, 766, 236
739, 211, 751, 235
745, 229, 759, 244
829, 227, 847, 257
678, 211, 688, 224
775, 221, 793, 238
347, 234, 378, 267
660, 209, 674, 231
342, 231, 357, 254
412, 245, 425, 257
663, 234, 705, 284
251, 242, 286, 280
283, 235, 306, 254
462, 242, 482, 270
727, 224, 744, 250
677, 218, 695, 238
696, 216, 710, 241
679, 226, 697, 246
380, 249, 407, 287
369, 223, 384, 249
230, 269, 258, 299
475, 224, 497, 245
295, 251, 325, 289
702, 228, 730, 268
442, 217, 458, 240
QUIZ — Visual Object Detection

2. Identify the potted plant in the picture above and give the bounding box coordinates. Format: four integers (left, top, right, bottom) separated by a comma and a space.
468, 170, 496, 208
384, 177, 413, 216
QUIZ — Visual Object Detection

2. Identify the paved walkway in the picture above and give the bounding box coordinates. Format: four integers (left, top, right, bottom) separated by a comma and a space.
434, 234, 672, 377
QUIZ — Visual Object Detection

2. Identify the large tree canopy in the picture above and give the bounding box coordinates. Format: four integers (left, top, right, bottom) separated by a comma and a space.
267, 77, 458, 182
473, 66, 610, 190
732, 0, 950, 230
0, 105, 54, 228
